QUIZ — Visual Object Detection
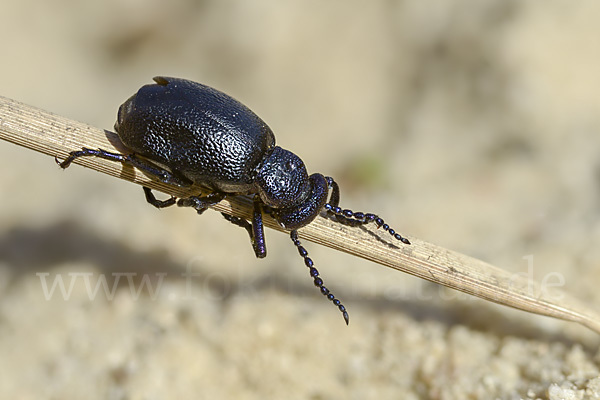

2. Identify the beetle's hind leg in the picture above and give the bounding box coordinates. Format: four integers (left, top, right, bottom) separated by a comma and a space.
324, 176, 411, 245
57, 148, 125, 168
289, 230, 349, 325
56, 147, 193, 187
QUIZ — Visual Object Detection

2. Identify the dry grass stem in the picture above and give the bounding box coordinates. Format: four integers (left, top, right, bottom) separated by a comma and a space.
2, 95, 599, 334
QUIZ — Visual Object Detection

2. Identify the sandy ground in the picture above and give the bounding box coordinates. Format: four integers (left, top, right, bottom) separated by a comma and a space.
2, 1, 600, 399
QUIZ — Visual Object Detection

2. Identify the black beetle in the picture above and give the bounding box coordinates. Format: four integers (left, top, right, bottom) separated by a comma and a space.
57, 76, 410, 324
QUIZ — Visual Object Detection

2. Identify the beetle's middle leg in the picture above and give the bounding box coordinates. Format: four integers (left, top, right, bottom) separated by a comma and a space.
177, 192, 226, 215
143, 187, 177, 208
57, 147, 193, 187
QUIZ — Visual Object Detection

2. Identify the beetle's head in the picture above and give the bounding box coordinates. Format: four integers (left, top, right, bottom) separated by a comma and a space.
256, 146, 311, 208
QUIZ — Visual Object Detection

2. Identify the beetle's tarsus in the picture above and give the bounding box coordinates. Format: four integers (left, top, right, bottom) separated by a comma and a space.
55, 147, 111, 169
55, 155, 67, 167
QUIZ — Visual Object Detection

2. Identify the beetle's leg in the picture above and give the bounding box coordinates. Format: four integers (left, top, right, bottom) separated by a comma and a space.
251, 197, 267, 258
322, 176, 359, 225
178, 191, 266, 258
220, 197, 267, 259
221, 214, 253, 241
57, 147, 193, 187
324, 176, 361, 227
127, 154, 192, 187
324, 176, 411, 245
57, 147, 125, 167
289, 230, 349, 325
177, 192, 226, 215
143, 187, 177, 209
326, 176, 340, 208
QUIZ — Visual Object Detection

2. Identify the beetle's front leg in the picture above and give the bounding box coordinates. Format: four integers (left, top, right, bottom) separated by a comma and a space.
220, 196, 267, 258
324, 176, 411, 245
251, 197, 267, 258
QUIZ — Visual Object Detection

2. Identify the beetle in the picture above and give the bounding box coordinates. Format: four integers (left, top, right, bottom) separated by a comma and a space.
57, 76, 410, 324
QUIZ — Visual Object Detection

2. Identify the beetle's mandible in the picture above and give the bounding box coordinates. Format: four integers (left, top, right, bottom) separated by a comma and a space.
57, 76, 411, 324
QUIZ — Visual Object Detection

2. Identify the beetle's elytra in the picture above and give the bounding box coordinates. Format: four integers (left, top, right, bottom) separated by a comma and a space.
57, 76, 411, 324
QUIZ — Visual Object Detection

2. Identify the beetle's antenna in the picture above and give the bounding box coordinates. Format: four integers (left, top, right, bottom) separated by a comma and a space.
324, 177, 411, 245
289, 230, 349, 325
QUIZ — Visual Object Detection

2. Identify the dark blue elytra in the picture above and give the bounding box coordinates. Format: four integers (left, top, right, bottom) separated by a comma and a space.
57, 76, 410, 325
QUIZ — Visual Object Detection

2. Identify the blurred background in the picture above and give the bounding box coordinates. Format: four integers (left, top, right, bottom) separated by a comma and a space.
1, 1, 600, 399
